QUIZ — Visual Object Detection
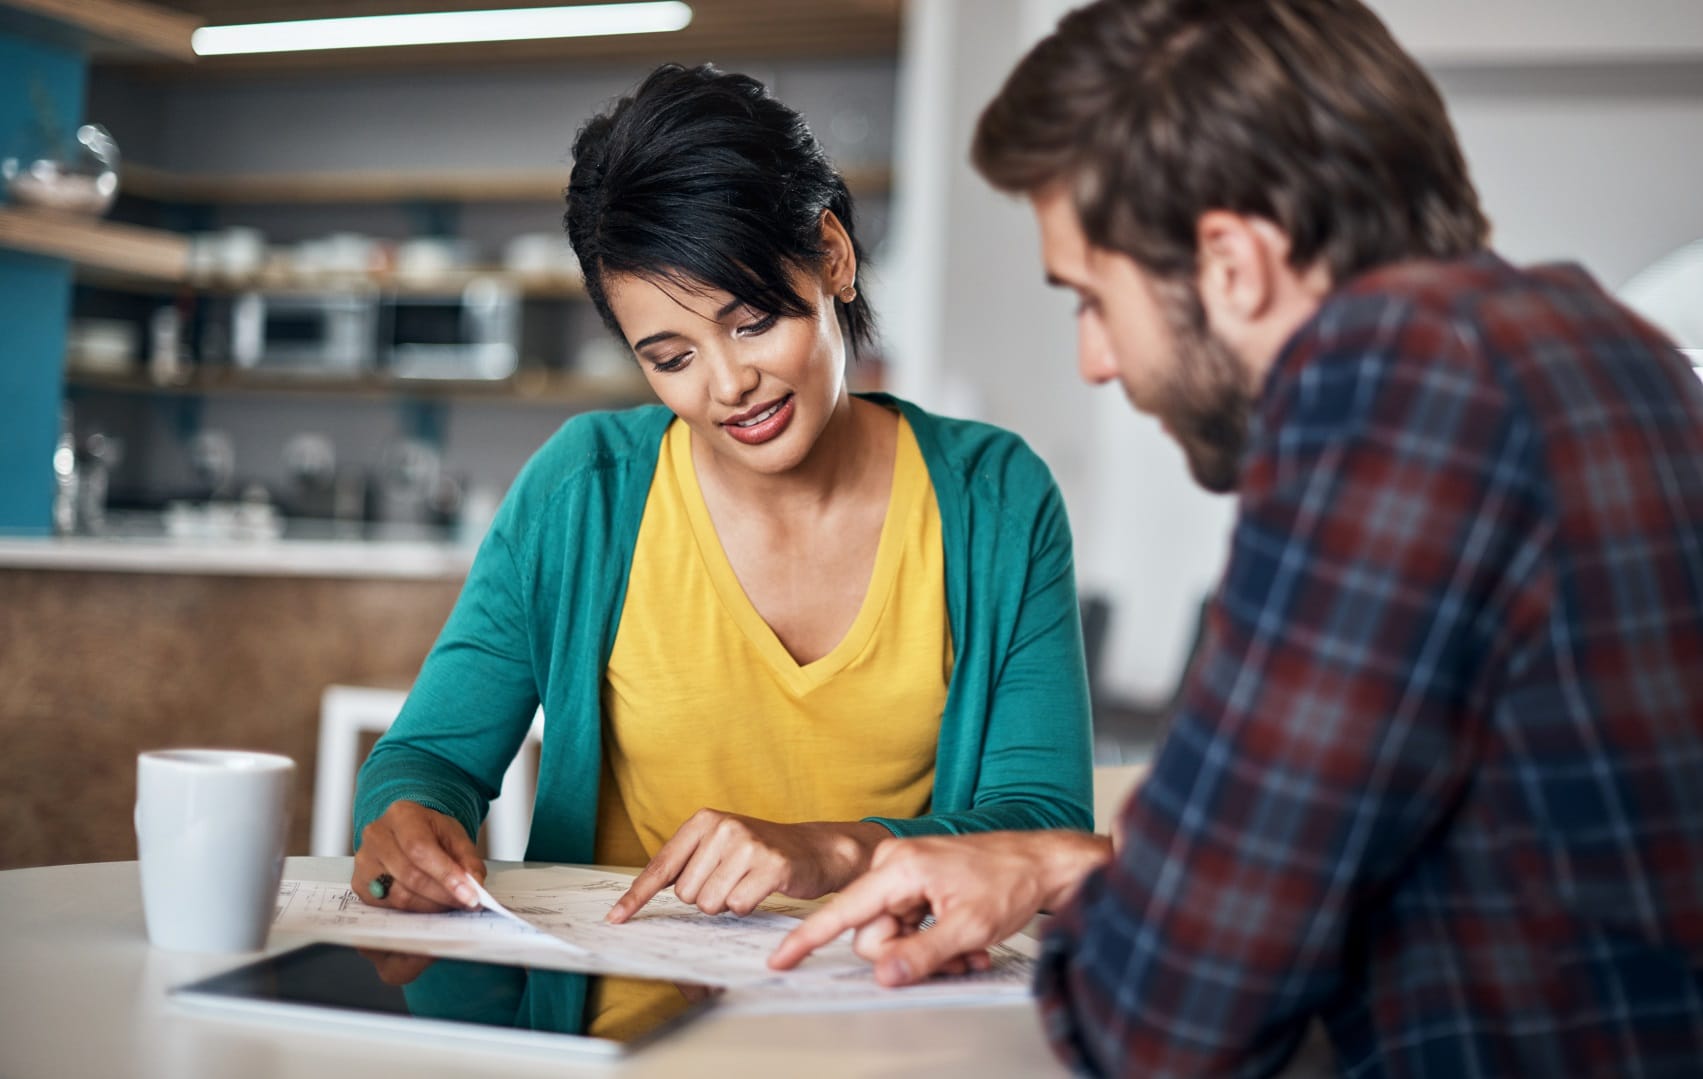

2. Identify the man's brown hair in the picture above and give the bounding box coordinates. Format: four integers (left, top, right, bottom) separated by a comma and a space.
972, 0, 1490, 282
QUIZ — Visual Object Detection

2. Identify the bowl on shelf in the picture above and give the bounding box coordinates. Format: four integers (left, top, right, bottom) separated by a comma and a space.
394, 237, 472, 285
503, 232, 581, 283
2, 124, 120, 216
66, 318, 138, 375
164, 496, 283, 543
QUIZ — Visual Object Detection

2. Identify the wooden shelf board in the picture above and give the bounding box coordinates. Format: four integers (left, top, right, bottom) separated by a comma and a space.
63, 368, 653, 408
121, 162, 892, 205
215, 266, 587, 299
122, 164, 568, 205
73, 264, 183, 295
843, 165, 894, 198
1, 0, 201, 61
76, 263, 586, 299
0, 206, 189, 282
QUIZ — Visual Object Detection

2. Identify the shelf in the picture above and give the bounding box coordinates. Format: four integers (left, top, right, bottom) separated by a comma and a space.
76, 262, 585, 299
123, 165, 569, 205
121, 163, 894, 205
62, 368, 654, 409
0, 206, 188, 282
0, 0, 201, 61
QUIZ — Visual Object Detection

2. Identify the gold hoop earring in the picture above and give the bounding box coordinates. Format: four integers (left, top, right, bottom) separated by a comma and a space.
837, 283, 858, 304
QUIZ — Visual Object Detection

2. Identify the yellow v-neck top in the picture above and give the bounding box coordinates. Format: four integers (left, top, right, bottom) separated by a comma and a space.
596, 412, 950, 861
588, 413, 951, 1038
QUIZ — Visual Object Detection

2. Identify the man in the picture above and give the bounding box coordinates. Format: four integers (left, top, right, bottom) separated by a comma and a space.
769, 0, 1703, 1074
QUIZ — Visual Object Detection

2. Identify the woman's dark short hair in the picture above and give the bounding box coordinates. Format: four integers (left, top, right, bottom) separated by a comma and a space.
972, 0, 1490, 283
565, 63, 875, 357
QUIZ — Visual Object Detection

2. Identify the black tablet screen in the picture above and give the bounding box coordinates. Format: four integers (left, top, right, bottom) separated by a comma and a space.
173, 942, 720, 1051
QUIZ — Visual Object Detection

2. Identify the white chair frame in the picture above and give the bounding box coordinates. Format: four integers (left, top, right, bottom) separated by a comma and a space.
312, 684, 544, 861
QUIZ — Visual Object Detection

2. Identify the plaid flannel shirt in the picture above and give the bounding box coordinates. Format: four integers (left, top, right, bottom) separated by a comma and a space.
1038, 253, 1703, 1077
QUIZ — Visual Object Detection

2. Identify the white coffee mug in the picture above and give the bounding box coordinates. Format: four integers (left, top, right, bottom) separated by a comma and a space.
134, 749, 295, 953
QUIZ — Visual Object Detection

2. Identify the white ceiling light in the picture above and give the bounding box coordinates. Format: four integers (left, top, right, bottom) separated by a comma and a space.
191, 2, 693, 56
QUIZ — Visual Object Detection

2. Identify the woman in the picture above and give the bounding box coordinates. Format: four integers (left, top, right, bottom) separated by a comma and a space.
351, 63, 1091, 1035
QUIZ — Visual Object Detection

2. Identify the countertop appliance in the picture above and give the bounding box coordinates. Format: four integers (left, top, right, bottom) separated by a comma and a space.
380, 277, 518, 381
229, 291, 376, 376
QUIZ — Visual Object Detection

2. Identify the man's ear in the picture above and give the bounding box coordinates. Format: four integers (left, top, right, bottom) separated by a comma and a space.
1195, 210, 1280, 332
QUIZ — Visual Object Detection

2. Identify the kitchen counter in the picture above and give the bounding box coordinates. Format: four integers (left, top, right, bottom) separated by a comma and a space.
1, 537, 466, 868
0, 516, 474, 579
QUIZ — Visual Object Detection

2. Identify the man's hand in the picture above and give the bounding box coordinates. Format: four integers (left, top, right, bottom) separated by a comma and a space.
353, 800, 486, 913
606, 810, 890, 923
767, 830, 1112, 986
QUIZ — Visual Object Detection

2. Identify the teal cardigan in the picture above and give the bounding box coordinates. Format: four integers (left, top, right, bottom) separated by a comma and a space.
354, 393, 1094, 861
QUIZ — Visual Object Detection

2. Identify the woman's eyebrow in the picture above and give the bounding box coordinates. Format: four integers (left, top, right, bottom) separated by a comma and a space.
631, 299, 751, 351
632, 330, 683, 351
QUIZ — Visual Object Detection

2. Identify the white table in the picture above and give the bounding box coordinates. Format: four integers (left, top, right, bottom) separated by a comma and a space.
0, 857, 1064, 1079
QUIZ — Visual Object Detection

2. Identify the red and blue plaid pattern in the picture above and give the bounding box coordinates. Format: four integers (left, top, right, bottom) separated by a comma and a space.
1038, 253, 1703, 1077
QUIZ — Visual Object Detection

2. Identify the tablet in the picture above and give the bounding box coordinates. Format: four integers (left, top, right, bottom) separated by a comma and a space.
169, 942, 721, 1058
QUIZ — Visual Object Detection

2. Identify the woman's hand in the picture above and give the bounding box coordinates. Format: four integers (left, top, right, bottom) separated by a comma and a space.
353, 800, 486, 913
355, 947, 438, 986
605, 810, 890, 923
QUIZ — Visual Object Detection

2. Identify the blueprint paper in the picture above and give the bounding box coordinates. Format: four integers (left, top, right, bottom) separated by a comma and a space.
271, 866, 1035, 1007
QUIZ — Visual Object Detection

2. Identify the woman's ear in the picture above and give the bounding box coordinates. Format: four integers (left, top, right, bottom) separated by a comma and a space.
819, 209, 857, 292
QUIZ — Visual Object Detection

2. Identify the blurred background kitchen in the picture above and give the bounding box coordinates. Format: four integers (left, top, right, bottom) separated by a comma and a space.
3, 0, 1701, 870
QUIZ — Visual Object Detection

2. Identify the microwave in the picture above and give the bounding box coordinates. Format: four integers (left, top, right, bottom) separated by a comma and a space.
229, 291, 376, 376
380, 278, 519, 381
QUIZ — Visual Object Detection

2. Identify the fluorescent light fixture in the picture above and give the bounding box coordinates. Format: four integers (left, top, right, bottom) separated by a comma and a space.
191, 2, 693, 56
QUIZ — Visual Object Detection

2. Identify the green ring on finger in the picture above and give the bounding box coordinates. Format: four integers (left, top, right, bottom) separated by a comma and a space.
367, 873, 394, 900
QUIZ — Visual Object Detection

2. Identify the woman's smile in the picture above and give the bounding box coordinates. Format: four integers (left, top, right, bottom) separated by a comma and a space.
721, 394, 796, 445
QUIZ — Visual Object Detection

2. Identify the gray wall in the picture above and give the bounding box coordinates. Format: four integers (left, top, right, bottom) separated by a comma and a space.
92, 59, 896, 178
1436, 61, 1703, 289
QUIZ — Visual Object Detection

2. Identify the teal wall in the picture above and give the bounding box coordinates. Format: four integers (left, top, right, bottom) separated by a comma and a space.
0, 33, 85, 535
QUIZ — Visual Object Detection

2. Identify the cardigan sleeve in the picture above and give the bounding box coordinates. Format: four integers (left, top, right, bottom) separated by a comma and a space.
352, 524, 541, 848
870, 470, 1095, 837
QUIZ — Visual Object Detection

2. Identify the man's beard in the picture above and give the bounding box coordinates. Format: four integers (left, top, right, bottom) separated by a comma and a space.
1150, 278, 1253, 494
